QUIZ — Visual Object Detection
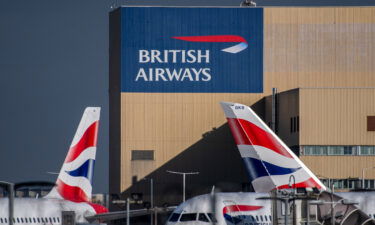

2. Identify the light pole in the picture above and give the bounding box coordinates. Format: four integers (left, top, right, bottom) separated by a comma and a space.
143, 178, 154, 225
143, 178, 154, 209
361, 167, 375, 189
166, 170, 199, 202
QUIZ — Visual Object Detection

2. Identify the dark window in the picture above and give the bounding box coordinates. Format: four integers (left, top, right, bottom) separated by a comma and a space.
53, 217, 56, 223
37, 218, 40, 223
0, 218, 3, 223
256, 216, 259, 221
169, 213, 180, 222
368, 116, 375, 131
33, 218, 36, 223
260, 215, 263, 221
49, 218, 53, 223
290, 118, 293, 133
131, 150, 154, 160
180, 213, 197, 222
17, 218, 20, 223
269, 215, 272, 221
57, 217, 60, 223
4, 219, 6, 223
198, 213, 210, 222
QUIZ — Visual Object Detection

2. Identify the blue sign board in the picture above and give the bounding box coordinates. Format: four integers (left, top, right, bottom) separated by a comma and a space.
117, 7, 263, 93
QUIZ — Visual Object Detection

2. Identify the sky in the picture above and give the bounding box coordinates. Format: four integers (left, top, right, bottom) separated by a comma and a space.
0, 0, 374, 194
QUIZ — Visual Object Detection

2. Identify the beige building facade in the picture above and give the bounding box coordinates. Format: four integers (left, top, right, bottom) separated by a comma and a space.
110, 7, 375, 206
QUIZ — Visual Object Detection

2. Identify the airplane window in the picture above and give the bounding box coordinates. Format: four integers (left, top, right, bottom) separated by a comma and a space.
25, 218, 28, 223
45, 218, 48, 223
198, 213, 210, 222
41, 218, 44, 223
0, 218, 3, 223
206, 213, 217, 222
4, 218, 7, 223
180, 213, 197, 222
49, 218, 52, 223
373, 214, 375, 218
269, 215, 272, 221
256, 216, 259, 221
264, 215, 267, 221
37, 218, 40, 223
57, 217, 60, 223
260, 215, 263, 221
169, 213, 181, 222
53, 217, 56, 223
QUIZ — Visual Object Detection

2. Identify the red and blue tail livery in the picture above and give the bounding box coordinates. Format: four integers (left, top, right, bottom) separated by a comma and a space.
220, 102, 326, 193
46, 107, 100, 202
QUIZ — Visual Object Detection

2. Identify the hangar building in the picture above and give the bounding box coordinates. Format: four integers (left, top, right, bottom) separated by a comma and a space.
109, 7, 375, 206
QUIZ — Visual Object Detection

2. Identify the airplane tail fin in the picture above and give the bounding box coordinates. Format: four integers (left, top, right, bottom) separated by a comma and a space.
220, 102, 326, 193
46, 107, 101, 202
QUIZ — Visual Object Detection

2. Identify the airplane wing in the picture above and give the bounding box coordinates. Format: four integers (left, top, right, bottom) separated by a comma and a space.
85, 206, 176, 223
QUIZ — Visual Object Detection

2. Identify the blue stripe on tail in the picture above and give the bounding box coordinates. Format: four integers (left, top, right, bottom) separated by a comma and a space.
242, 157, 301, 180
65, 159, 95, 183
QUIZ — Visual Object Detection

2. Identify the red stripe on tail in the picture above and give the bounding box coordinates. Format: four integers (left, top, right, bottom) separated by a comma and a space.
276, 177, 322, 190
88, 203, 108, 214
227, 118, 293, 158
56, 179, 89, 202
65, 121, 99, 163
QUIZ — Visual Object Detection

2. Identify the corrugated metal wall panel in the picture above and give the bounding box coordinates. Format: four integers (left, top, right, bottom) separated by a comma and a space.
264, 7, 375, 94
300, 88, 375, 145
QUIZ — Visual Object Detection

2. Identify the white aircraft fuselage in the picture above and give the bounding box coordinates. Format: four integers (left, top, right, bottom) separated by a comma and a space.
166, 192, 375, 225
0, 197, 103, 224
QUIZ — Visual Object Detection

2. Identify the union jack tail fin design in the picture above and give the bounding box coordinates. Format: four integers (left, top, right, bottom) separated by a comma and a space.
220, 102, 326, 193
46, 107, 100, 202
